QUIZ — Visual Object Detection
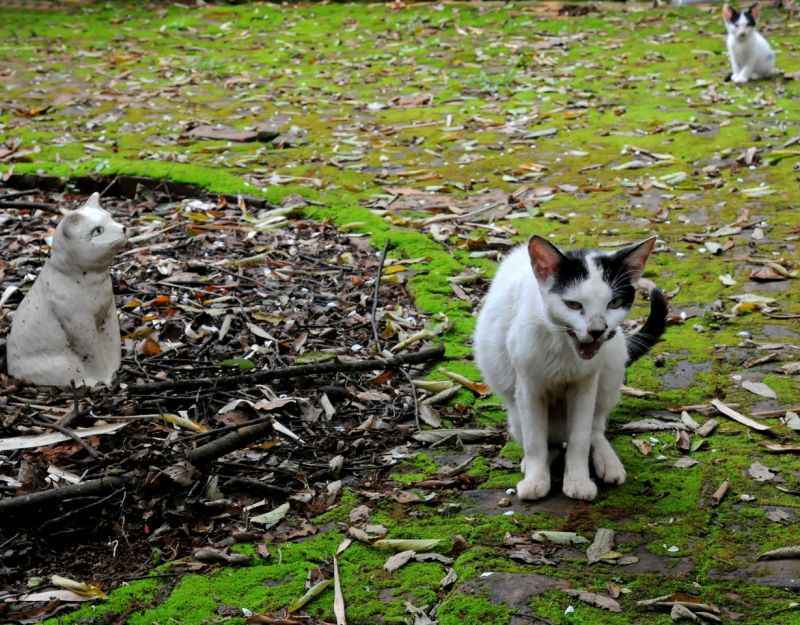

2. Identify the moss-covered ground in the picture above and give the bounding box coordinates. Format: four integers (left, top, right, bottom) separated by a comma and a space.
2, 1, 800, 623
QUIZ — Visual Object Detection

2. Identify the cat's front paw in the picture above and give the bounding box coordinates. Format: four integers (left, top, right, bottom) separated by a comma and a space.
563, 475, 597, 501
592, 444, 627, 485
732, 73, 749, 84
516, 474, 551, 501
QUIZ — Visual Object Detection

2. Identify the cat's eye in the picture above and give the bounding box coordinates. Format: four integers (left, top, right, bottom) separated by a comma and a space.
91, 226, 104, 237
563, 300, 583, 311
608, 297, 624, 309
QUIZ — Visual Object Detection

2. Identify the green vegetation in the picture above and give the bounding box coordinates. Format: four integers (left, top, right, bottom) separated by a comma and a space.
3, 1, 799, 624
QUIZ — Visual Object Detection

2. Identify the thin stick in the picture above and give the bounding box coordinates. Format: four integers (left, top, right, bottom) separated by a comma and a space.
0, 189, 38, 201
32, 418, 103, 460
40, 488, 123, 530
99, 176, 119, 197
188, 420, 274, 466
370, 241, 389, 353
0, 476, 129, 514
128, 344, 445, 394
56, 381, 82, 429
190, 415, 273, 441
397, 367, 421, 432
0, 200, 62, 215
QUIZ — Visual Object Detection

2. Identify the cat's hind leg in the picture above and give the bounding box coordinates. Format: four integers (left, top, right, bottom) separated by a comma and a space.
591, 367, 627, 485
501, 391, 523, 443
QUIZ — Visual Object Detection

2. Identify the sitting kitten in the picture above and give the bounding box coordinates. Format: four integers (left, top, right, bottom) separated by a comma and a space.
8, 193, 127, 387
724, 3, 776, 83
474, 236, 667, 501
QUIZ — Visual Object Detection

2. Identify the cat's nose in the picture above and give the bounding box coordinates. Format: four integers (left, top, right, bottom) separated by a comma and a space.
588, 328, 605, 341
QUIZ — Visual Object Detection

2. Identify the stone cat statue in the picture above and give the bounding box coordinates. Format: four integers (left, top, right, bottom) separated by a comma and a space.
8, 193, 127, 387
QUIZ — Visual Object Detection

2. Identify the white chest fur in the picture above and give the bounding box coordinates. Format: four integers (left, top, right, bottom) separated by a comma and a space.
7, 193, 127, 387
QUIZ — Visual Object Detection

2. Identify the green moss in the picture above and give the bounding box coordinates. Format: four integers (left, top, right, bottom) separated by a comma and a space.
313, 488, 361, 525
9, 3, 800, 623
43, 578, 162, 625
390, 452, 439, 485
437, 594, 513, 625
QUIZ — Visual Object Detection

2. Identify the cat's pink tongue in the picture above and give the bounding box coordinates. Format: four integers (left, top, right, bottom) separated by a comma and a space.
577, 341, 602, 359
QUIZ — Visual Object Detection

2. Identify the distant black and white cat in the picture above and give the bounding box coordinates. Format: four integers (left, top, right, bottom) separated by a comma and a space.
473, 237, 667, 501
723, 3, 776, 83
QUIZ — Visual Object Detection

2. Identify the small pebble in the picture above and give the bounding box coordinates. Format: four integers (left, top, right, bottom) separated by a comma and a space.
497, 497, 512, 508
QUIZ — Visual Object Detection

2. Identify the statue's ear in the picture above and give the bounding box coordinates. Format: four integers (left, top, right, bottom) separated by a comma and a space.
61, 212, 84, 240
84, 192, 102, 210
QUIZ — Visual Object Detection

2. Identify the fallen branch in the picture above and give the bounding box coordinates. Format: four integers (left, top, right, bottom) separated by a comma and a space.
189, 420, 275, 466
0, 420, 279, 515
370, 240, 390, 352
128, 344, 445, 394
32, 418, 103, 460
0, 476, 129, 515
0, 199, 62, 214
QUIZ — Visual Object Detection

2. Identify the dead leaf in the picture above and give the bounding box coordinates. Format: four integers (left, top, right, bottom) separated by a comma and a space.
741, 380, 777, 400
532, 531, 589, 546
384, 550, 416, 572
564, 589, 622, 612
289, 579, 332, 613
747, 462, 775, 482
758, 546, 800, 560
333, 555, 346, 625
251, 502, 290, 528
711, 399, 771, 432
373, 538, 441, 551
586, 528, 616, 564
767, 509, 791, 523
0, 423, 128, 452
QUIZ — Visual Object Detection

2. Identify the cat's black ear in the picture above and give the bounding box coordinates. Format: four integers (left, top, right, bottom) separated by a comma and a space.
614, 236, 656, 283
528, 236, 564, 282
748, 2, 760, 20
60, 212, 83, 240
723, 4, 736, 21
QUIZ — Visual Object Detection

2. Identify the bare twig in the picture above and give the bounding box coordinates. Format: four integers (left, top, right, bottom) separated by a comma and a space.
56, 381, 83, 429
370, 240, 389, 353
99, 175, 119, 197
190, 415, 274, 441
32, 418, 104, 460
0, 189, 38, 201
0, 476, 129, 514
188, 420, 275, 466
40, 488, 124, 530
127, 344, 445, 394
0, 200, 62, 214
397, 367, 421, 431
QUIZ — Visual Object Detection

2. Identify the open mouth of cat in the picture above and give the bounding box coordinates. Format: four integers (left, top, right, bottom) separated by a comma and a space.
566, 330, 604, 360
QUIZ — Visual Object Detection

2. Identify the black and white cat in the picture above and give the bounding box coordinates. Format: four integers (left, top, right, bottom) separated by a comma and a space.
473, 237, 667, 501
723, 3, 776, 83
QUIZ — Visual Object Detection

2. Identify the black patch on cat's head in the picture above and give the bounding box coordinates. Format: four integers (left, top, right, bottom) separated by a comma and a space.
549, 249, 590, 294
594, 253, 636, 310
